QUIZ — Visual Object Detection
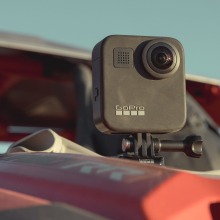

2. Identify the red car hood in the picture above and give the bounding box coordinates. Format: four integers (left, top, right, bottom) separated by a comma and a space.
0, 152, 219, 219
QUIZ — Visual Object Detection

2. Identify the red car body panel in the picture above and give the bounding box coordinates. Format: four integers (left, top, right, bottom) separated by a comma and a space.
0, 188, 49, 211
186, 79, 220, 126
0, 153, 219, 219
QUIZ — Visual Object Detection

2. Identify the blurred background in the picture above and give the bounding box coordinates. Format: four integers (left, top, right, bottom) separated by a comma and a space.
0, 0, 219, 78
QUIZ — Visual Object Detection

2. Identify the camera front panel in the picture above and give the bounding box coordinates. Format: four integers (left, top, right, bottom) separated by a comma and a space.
92, 35, 186, 134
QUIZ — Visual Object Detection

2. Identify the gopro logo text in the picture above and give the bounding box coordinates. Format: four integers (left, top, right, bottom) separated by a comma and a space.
115, 105, 145, 116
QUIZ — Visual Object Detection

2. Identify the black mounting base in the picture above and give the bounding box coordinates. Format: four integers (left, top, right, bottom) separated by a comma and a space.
119, 133, 203, 165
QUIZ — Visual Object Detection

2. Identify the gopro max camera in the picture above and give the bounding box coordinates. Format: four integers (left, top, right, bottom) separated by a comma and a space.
92, 35, 186, 134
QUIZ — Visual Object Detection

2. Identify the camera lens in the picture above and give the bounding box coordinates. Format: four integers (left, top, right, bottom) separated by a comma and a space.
142, 40, 180, 79
151, 46, 173, 70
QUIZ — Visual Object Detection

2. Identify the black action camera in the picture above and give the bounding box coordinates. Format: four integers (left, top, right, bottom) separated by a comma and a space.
92, 35, 186, 134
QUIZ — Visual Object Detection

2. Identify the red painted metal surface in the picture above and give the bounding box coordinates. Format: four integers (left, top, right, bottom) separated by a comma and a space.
0, 54, 76, 142
0, 188, 49, 211
187, 80, 220, 126
0, 153, 219, 219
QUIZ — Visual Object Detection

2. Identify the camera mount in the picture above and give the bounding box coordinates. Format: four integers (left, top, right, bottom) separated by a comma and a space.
119, 133, 203, 165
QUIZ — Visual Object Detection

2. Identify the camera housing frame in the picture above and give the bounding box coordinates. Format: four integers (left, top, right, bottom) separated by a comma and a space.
92, 35, 186, 134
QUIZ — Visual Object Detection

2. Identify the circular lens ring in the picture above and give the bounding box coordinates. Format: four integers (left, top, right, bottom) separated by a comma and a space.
148, 43, 176, 73
142, 40, 180, 79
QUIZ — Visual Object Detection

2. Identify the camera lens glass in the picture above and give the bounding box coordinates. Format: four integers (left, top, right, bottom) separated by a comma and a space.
150, 46, 173, 70
142, 40, 179, 78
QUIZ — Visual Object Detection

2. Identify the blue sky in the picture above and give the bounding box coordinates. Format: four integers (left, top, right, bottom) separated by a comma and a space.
0, 0, 219, 79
